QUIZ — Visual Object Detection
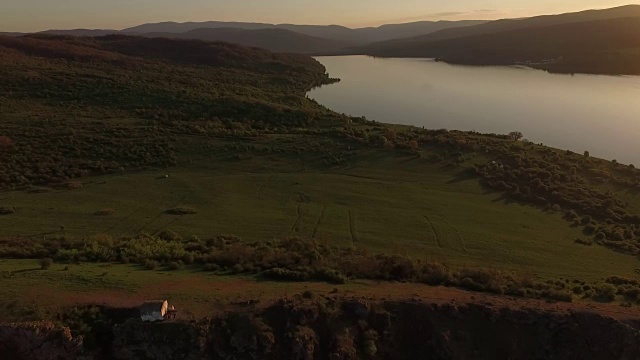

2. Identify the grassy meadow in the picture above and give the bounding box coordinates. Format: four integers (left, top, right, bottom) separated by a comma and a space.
1, 139, 638, 282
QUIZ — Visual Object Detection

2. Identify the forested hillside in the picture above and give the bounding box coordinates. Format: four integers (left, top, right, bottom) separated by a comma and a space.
350, 5, 640, 75
140, 28, 350, 54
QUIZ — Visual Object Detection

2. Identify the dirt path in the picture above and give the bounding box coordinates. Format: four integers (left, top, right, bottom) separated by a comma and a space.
24, 277, 640, 324
312, 206, 327, 239
423, 216, 442, 248
348, 209, 358, 244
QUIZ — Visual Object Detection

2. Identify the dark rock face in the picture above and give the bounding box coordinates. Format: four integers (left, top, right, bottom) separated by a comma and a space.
2, 298, 639, 359
111, 320, 205, 360
0, 321, 83, 360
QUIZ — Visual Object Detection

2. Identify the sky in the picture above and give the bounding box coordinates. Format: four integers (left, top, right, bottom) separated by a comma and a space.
1, 0, 636, 32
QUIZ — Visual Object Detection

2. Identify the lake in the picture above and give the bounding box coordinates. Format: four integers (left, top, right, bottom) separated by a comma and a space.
309, 56, 640, 164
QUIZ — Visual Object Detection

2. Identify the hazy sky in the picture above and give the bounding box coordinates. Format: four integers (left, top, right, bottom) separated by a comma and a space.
2, 0, 636, 32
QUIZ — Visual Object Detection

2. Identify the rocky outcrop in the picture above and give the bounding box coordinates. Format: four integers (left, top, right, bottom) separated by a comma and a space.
0, 321, 83, 360
111, 320, 205, 360
2, 298, 639, 359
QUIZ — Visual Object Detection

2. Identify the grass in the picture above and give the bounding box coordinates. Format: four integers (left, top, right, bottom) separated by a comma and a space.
1, 143, 639, 282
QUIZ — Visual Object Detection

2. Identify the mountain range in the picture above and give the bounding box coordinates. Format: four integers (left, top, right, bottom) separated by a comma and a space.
1, 20, 487, 54
352, 5, 640, 55
347, 4, 640, 75
139, 28, 351, 54
121, 20, 487, 44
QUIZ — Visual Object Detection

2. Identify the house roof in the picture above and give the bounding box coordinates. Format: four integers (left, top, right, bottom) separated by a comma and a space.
139, 300, 167, 314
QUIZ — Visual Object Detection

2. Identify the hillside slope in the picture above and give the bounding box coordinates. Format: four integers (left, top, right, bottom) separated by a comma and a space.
360, 4, 640, 49
355, 20, 487, 42
143, 27, 350, 54
356, 15, 640, 75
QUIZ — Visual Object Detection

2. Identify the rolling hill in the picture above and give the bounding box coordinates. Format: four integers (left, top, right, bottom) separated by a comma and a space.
122, 20, 488, 45
142, 27, 350, 54
124, 21, 369, 44
429, 16, 640, 74
38, 29, 119, 37
2, 20, 490, 54
358, 4, 640, 50
353, 6, 640, 75
355, 20, 486, 42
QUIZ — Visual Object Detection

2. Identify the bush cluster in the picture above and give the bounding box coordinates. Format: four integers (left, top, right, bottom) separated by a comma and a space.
5, 234, 634, 303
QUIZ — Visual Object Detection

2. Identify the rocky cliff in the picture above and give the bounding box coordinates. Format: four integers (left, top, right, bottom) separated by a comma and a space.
2, 297, 639, 359
0, 321, 83, 360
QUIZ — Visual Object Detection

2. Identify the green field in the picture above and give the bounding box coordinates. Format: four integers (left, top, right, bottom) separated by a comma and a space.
2, 141, 638, 282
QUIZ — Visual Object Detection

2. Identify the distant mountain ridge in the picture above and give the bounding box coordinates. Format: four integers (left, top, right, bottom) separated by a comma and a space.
350, 6, 640, 75
0, 19, 489, 55
355, 5, 640, 54
141, 28, 350, 54
122, 20, 488, 44
39, 29, 119, 37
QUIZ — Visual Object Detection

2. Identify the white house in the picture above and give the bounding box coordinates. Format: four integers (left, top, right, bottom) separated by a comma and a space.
140, 300, 169, 322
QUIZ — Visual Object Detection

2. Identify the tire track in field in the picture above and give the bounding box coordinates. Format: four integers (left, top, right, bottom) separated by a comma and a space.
152, 215, 184, 236
137, 195, 187, 234
289, 204, 302, 236
256, 175, 275, 199
312, 206, 327, 239
423, 216, 442, 249
348, 209, 359, 244
440, 218, 468, 253
105, 198, 156, 233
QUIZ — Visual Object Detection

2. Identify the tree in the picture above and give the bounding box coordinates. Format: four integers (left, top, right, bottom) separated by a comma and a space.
508, 131, 523, 141
384, 128, 397, 141
39, 258, 53, 270
584, 151, 590, 158
408, 140, 419, 153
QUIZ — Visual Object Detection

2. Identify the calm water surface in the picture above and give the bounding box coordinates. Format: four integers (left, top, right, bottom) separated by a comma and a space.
309, 56, 640, 164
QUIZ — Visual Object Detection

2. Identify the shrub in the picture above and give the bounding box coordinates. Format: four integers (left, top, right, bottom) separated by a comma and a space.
262, 268, 309, 281
594, 232, 606, 241
94, 208, 115, 216
231, 264, 245, 274
580, 215, 592, 225
543, 289, 573, 302
157, 230, 182, 242
583, 225, 596, 235
314, 268, 348, 284
39, 258, 53, 270
419, 262, 450, 285
144, 259, 159, 270
575, 238, 593, 246
168, 261, 184, 270
182, 253, 194, 264
204, 263, 220, 271
595, 283, 618, 302
59, 181, 83, 190
165, 207, 197, 215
